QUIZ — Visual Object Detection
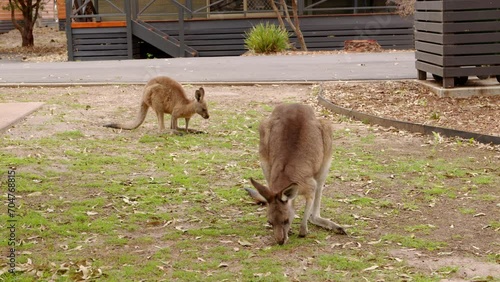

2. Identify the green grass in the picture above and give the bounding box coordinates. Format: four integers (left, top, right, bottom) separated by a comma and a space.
382, 234, 447, 251
404, 224, 437, 235
318, 254, 370, 270
458, 207, 476, 215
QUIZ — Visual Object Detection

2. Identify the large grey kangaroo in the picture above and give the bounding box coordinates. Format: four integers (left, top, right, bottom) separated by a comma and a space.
246, 103, 346, 245
104, 76, 209, 133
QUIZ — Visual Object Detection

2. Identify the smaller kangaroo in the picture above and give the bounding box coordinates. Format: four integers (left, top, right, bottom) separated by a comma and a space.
104, 76, 209, 133
246, 103, 346, 245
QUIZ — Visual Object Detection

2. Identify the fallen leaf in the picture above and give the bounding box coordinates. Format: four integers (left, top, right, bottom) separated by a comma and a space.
175, 226, 188, 233
122, 196, 138, 205
362, 265, 379, 272
70, 245, 83, 251
238, 240, 252, 246
27, 191, 42, 197
77, 264, 90, 280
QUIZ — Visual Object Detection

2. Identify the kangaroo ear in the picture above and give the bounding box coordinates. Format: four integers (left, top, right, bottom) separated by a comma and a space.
249, 178, 272, 203
280, 185, 299, 202
195, 87, 205, 102
244, 187, 267, 205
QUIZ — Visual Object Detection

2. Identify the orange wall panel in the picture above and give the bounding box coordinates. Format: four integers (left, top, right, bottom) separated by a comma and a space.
0, 0, 23, 21
0, 0, 57, 21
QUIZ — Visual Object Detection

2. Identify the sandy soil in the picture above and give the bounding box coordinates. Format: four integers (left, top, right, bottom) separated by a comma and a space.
1, 28, 499, 281
321, 80, 500, 138
1, 83, 499, 281
0, 26, 67, 62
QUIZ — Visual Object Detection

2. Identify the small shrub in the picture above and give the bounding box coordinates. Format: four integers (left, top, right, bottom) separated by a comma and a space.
244, 22, 290, 54
387, 0, 415, 17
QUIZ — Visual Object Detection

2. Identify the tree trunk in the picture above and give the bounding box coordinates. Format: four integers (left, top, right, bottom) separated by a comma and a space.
9, 0, 42, 47
279, 0, 307, 51
21, 23, 35, 47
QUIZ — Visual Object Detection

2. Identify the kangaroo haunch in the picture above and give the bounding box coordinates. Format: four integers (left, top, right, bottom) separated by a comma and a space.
246, 103, 346, 245
104, 76, 209, 133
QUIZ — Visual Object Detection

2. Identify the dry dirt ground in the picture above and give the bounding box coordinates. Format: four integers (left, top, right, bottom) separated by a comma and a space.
321, 80, 500, 138
0, 27, 498, 139
0, 26, 67, 62
0, 84, 499, 281
1, 27, 499, 280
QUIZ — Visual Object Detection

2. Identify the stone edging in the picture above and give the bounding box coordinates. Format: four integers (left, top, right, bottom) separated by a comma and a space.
317, 87, 500, 145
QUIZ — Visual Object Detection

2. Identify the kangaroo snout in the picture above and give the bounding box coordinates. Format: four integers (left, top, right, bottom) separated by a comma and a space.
274, 228, 288, 245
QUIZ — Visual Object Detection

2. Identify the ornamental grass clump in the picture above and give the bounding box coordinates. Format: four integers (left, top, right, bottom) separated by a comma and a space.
244, 22, 291, 54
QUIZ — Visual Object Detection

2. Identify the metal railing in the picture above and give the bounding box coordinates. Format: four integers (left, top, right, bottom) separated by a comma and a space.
67, 0, 397, 22
69, 0, 126, 22
133, 0, 396, 20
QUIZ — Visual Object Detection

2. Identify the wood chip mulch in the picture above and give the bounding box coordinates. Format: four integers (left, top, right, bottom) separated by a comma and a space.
321, 80, 500, 137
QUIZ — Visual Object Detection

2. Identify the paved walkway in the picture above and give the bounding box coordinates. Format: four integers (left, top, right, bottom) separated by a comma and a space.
0, 52, 417, 132
0, 52, 417, 85
0, 102, 45, 133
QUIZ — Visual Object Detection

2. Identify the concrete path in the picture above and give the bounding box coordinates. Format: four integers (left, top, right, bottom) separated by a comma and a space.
0, 52, 417, 85
0, 102, 45, 133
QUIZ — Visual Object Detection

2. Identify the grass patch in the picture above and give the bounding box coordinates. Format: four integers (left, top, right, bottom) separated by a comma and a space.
458, 207, 476, 215
404, 224, 437, 235
0, 84, 498, 281
382, 234, 447, 251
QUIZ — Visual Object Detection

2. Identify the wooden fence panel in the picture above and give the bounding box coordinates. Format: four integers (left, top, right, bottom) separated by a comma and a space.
67, 12, 414, 60
71, 27, 132, 61
150, 14, 414, 57
415, 0, 500, 88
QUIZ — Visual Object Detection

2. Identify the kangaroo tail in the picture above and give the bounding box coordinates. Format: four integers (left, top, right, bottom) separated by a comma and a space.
104, 102, 149, 130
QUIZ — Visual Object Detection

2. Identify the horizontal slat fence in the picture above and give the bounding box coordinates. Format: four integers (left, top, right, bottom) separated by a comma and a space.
149, 14, 414, 57
0, 21, 15, 34
71, 26, 137, 61
415, 0, 500, 88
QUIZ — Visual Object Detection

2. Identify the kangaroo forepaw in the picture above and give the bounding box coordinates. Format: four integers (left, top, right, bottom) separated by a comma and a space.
175, 128, 205, 134
187, 129, 205, 134
333, 226, 347, 235
170, 129, 185, 136
298, 226, 308, 238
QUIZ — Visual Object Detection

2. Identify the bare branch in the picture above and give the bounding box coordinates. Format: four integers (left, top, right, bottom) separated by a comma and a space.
8, 0, 22, 31
269, 0, 285, 29
280, 0, 307, 51
290, 0, 306, 51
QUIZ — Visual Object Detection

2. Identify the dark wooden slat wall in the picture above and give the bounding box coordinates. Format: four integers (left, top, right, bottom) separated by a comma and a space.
68, 14, 414, 60
0, 21, 15, 34
71, 27, 137, 61
414, 0, 500, 87
148, 14, 414, 57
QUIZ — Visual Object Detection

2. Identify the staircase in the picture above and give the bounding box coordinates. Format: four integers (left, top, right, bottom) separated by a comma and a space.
131, 20, 198, 58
